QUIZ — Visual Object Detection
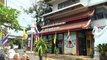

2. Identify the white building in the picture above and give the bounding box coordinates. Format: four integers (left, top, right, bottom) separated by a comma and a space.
37, 0, 107, 56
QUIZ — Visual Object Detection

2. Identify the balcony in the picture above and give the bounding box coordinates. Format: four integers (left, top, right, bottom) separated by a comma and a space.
43, 3, 88, 20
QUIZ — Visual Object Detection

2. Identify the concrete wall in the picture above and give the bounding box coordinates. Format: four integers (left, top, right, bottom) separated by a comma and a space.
51, 0, 67, 11
50, 0, 107, 11
81, 0, 107, 7
91, 18, 107, 27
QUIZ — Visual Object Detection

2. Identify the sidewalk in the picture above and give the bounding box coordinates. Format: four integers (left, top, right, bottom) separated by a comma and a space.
26, 51, 93, 60
5, 49, 96, 60
26, 52, 60, 60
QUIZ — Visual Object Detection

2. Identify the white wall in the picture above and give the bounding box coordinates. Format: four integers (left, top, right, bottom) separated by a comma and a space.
91, 18, 107, 28
51, 0, 107, 11
51, 0, 67, 11
81, 0, 107, 7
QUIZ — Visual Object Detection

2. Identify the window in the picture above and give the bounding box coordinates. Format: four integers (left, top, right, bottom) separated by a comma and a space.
91, 13, 104, 20
104, 12, 107, 18
58, 0, 79, 9
91, 7, 107, 20
91, 15, 96, 20
57, 34, 63, 40
48, 35, 54, 40
96, 13, 104, 19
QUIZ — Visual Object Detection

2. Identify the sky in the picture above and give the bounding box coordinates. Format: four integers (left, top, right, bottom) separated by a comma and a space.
6, 0, 36, 36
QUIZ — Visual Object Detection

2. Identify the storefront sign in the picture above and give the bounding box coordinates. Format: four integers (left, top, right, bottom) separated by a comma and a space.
42, 22, 66, 28
45, 27, 60, 31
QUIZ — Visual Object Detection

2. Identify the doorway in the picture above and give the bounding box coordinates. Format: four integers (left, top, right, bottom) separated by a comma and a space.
78, 32, 87, 55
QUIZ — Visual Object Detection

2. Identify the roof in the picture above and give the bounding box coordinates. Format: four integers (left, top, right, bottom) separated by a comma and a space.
42, 3, 82, 17
40, 20, 91, 34
42, 10, 94, 28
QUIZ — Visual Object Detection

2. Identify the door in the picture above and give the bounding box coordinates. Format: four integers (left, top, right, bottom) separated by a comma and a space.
56, 33, 64, 54
78, 32, 87, 55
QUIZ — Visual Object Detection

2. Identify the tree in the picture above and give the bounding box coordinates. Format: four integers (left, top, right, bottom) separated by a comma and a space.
25, 0, 52, 31
8, 36, 22, 49
0, 2, 21, 31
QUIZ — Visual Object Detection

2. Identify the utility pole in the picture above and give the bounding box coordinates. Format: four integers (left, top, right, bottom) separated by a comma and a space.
30, 32, 33, 52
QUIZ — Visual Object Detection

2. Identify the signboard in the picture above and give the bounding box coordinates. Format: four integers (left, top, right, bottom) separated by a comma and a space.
42, 22, 66, 28
64, 32, 76, 54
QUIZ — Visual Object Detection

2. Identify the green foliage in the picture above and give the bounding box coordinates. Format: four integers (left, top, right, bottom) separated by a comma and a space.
76, 58, 83, 60
97, 43, 107, 56
3, 47, 8, 54
0, 3, 21, 31
34, 37, 48, 56
8, 37, 22, 49
25, 0, 52, 31
55, 47, 60, 55
8, 40, 14, 46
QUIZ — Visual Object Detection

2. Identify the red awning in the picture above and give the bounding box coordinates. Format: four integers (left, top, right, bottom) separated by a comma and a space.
40, 20, 91, 34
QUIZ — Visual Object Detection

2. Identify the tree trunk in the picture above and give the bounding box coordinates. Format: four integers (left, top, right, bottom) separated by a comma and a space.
39, 51, 42, 60
39, 55, 42, 60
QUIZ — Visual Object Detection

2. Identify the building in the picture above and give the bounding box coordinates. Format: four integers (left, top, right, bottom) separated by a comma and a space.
40, 0, 107, 56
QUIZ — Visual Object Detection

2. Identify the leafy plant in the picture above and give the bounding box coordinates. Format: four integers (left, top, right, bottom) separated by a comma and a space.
97, 43, 107, 56
34, 37, 49, 60
0, 2, 21, 31
55, 47, 60, 55
25, 0, 52, 31
3, 47, 8, 54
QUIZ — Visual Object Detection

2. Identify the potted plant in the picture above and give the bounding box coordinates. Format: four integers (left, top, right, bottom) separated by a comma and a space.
97, 43, 107, 60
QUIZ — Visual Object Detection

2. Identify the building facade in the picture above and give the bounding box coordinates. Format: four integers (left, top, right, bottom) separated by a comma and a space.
40, 0, 107, 56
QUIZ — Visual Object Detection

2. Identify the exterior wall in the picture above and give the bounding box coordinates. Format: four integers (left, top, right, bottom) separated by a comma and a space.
91, 18, 107, 27
43, 0, 103, 56
81, 0, 107, 7
51, 0, 67, 11
49, 0, 107, 12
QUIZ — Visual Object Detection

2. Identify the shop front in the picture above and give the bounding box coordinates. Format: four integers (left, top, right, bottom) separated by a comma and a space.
41, 6, 94, 55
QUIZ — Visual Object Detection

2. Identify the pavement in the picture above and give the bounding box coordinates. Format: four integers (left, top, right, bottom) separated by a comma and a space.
10, 49, 95, 60
17, 49, 57, 60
